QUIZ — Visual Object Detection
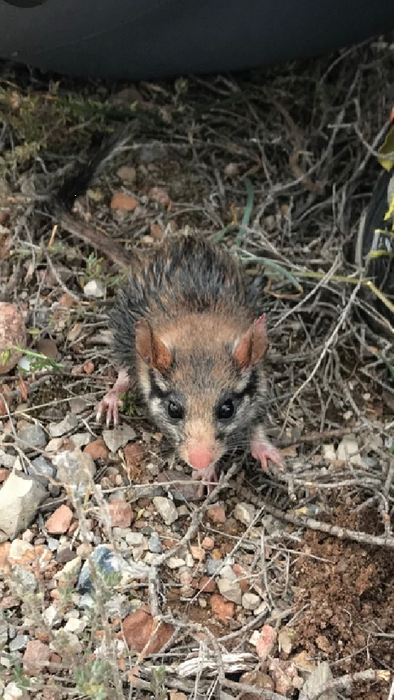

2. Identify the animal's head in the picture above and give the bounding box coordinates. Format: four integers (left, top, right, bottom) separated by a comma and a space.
135, 314, 268, 473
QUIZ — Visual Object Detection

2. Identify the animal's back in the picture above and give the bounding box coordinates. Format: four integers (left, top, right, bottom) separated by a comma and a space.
109, 236, 258, 370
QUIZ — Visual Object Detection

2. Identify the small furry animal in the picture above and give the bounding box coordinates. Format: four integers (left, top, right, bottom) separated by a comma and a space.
96, 237, 284, 488
55, 130, 284, 489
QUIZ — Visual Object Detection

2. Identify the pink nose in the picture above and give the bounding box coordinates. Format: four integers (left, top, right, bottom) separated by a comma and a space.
187, 447, 214, 471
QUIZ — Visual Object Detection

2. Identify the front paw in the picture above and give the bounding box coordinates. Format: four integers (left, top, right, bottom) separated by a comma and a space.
251, 437, 284, 474
96, 390, 123, 427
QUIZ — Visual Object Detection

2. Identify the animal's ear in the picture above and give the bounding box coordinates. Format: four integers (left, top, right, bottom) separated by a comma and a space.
233, 314, 268, 370
135, 320, 172, 373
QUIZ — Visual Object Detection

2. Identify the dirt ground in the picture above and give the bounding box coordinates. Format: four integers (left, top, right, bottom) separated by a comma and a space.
0, 33, 394, 700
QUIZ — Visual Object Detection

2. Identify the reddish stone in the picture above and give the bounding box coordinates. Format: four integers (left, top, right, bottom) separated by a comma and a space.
150, 223, 164, 240
210, 594, 235, 622
0, 467, 10, 483
123, 442, 145, 469
45, 505, 73, 535
123, 607, 174, 654
233, 563, 250, 593
111, 192, 138, 211
108, 499, 134, 528
198, 576, 216, 593
207, 505, 226, 524
256, 625, 277, 661
23, 639, 51, 676
84, 438, 109, 460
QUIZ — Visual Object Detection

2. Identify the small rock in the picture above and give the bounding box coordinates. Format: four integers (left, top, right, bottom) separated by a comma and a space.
139, 142, 168, 163
299, 661, 337, 700
83, 280, 105, 299
36, 338, 58, 361
322, 444, 336, 461
233, 563, 250, 593
43, 605, 60, 628
167, 557, 185, 569
0, 450, 16, 469
78, 546, 125, 593
9, 538, 34, 561
148, 532, 162, 554
0, 622, 8, 647
123, 441, 145, 468
27, 456, 56, 487
207, 505, 226, 524
64, 617, 86, 635
256, 625, 277, 660
125, 532, 144, 546
50, 630, 82, 655
117, 166, 136, 183
278, 628, 293, 655
150, 223, 164, 240
254, 601, 269, 616
198, 576, 216, 593
148, 186, 171, 208
108, 500, 134, 528
234, 502, 256, 526
102, 426, 137, 453
52, 447, 95, 497
16, 423, 47, 449
210, 594, 235, 622
153, 496, 178, 525
84, 438, 109, 460
269, 659, 300, 696
202, 536, 214, 550
76, 542, 92, 559
122, 607, 173, 654
23, 639, 51, 676
69, 432, 91, 448
0, 303, 26, 375
4, 682, 29, 700
218, 578, 242, 605
0, 470, 47, 542
190, 545, 205, 561
56, 556, 82, 584
220, 564, 237, 581
48, 413, 78, 438
69, 396, 90, 414
242, 593, 261, 611
337, 435, 362, 466
110, 192, 138, 211
46, 505, 73, 534
56, 546, 77, 564
241, 670, 275, 692
9, 634, 29, 652
206, 559, 222, 576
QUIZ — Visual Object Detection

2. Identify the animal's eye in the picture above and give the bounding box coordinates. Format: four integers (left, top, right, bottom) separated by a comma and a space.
217, 399, 235, 420
167, 400, 184, 420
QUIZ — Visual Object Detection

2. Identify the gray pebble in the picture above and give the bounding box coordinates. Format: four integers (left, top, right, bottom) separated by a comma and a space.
206, 559, 222, 576
0, 624, 8, 648
9, 635, 29, 653
102, 426, 136, 453
17, 424, 47, 449
148, 532, 162, 554
27, 455, 56, 487
48, 413, 79, 438
125, 532, 144, 547
218, 578, 242, 605
153, 496, 178, 525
